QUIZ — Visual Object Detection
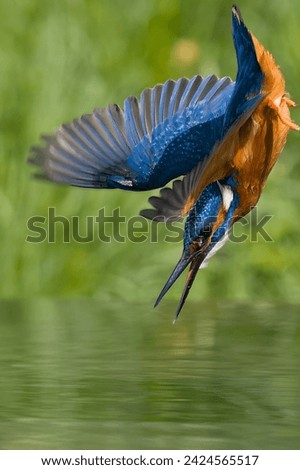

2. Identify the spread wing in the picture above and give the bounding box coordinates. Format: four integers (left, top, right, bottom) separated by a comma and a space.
29, 74, 235, 191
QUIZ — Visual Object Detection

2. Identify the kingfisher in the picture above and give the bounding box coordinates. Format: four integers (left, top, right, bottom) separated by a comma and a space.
29, 6, 298, 319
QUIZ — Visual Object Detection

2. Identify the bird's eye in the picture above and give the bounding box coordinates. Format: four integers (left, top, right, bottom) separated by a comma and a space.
196, 236, 205, 246
201, 224, 213, 236
194, 224, 213, 249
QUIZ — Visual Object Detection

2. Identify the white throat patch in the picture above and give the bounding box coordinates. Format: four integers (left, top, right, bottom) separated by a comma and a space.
217, 181, 234, 211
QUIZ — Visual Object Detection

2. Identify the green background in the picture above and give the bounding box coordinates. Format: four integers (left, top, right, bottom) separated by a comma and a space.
1, 0, 300, 452
1, 0, 300, 302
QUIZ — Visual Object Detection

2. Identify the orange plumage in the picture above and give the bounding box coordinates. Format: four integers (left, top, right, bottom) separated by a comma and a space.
183, 30, 298, 220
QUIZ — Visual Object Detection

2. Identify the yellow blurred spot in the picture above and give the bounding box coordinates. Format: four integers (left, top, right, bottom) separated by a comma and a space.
171, 39, 200, 67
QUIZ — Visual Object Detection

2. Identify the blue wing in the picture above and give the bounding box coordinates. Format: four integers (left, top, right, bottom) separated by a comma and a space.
29, 75, 235, 190
29, 6, 263, 193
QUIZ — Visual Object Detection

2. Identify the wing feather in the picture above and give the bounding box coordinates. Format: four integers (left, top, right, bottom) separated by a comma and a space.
167, 77, 189, 117
178, 75, 204, 109
29, 74, 234, 190
140, 159, 207, 221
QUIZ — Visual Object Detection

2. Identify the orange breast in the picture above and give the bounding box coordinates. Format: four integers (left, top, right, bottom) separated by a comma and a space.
233, 102, 290, 218
233, 32, 298, 219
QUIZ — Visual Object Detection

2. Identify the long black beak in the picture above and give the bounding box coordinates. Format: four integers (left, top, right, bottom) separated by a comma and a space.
154, 250, 204, 320
173, 254, 204, 321
154, 252, 193, 308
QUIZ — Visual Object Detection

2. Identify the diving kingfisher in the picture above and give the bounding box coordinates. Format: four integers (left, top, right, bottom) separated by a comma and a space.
29, 6, 298, 319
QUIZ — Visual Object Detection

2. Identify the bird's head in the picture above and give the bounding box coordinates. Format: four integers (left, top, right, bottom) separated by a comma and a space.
155, 175, 239, 320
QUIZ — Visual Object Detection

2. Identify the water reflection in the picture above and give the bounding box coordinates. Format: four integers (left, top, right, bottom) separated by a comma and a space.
0, 300, 299, 449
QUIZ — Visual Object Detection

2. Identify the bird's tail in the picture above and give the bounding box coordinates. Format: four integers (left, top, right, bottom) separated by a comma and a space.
223, 5, 264, 132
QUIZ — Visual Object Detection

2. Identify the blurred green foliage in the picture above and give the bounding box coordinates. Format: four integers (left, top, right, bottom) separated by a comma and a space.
1, 0, 299, 302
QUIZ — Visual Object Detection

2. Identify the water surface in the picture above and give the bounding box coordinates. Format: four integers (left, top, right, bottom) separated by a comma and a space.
0, 300, 299, 449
